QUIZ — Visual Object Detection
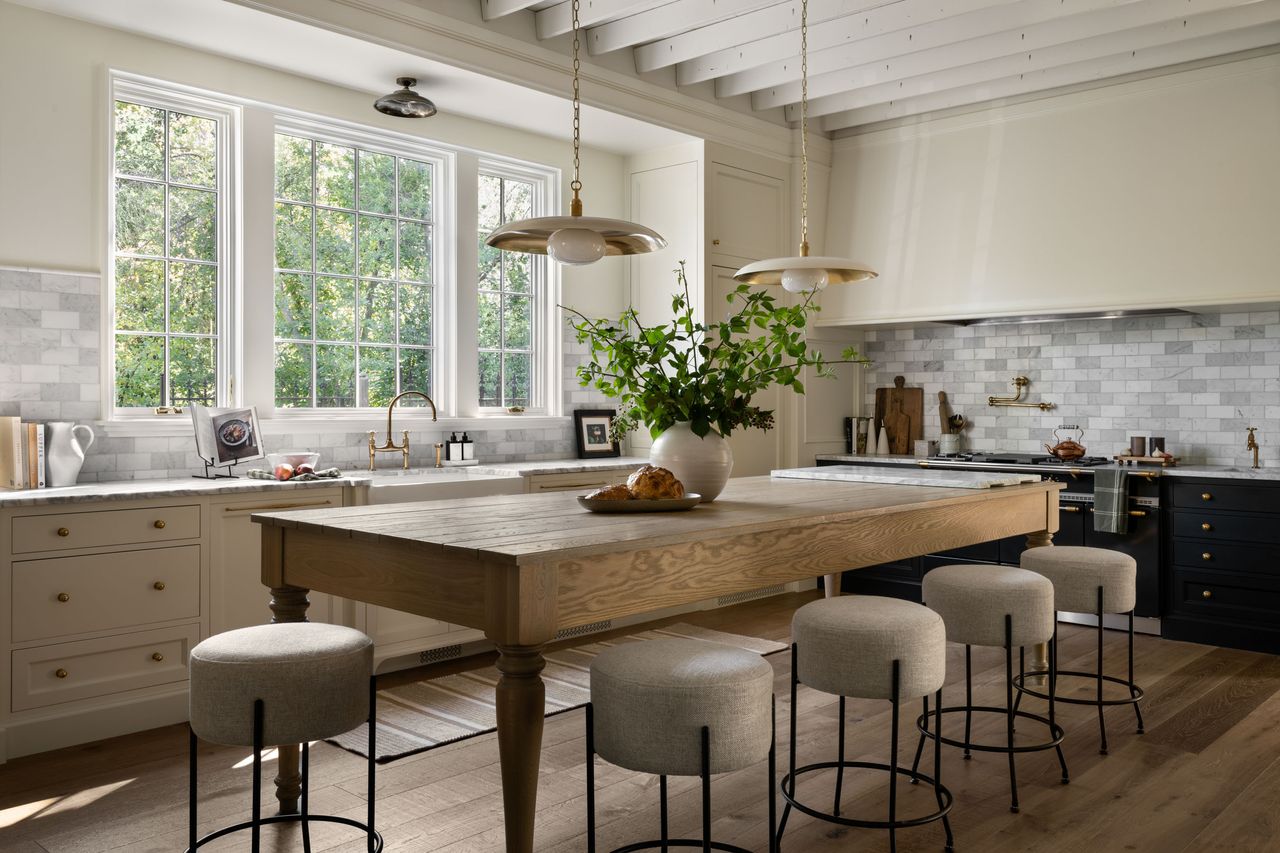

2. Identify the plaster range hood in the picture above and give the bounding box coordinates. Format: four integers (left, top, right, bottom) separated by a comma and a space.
939, 308, 1196, 327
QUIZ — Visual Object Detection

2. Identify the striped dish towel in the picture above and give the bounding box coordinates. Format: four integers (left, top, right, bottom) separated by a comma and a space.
1093, 468, 1129, 534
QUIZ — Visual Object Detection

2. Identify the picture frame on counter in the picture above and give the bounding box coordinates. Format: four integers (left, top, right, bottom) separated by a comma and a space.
574, 409, 620, 459
190, 404, 264, 477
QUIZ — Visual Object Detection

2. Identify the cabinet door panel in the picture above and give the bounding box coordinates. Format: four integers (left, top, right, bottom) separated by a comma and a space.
709, 163, 785, 264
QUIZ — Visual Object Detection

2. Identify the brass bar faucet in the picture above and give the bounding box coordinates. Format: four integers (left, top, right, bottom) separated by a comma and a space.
1247, 426, 1259, 469
368, 390, 438, 470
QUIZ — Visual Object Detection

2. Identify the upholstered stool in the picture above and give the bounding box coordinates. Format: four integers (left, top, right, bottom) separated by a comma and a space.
587, 637, 776, 853
186, 623, 382, 853
1018, 546, 1145, 754
779, 596, 954, 853
912, 564, 1069, 814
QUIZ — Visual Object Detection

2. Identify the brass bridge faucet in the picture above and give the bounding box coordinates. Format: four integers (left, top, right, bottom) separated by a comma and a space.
1247, 426, 1259, 469
368, 390, 438, 470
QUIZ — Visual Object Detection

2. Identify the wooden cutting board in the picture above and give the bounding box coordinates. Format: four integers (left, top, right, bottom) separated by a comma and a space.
874, 376, 924, 453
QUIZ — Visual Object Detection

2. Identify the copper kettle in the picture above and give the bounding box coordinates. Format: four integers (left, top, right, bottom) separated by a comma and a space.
1044, 425, 1087, 460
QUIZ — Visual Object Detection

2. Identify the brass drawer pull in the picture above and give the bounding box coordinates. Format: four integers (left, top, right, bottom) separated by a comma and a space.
153, 519, 166, 529
1202, 589, 1213, 599
1061, 505, 1082, 514
1202, 552, 1213, 561
1201, 492, 1213, 501
151, 652, 164, 662
1201, 522, 1213, 531
57, 527, 70, 537
56, 592, 70, 603
55, 668, 68, 679
1128, 509, 1148, 518
153, 581, 166, 591
224, 500, 335, 513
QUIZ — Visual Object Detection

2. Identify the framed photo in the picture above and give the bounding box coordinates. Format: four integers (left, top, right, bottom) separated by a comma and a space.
574, 409, 620, 459
191, 404, 265, 466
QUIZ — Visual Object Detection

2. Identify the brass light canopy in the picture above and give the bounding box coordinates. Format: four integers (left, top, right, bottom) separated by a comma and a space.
485, 0, 665, 266
374, 77, 437, 119
733, 0, 876, 293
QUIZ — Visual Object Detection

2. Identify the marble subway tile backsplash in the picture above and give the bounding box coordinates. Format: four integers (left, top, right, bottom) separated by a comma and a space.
1, 267, 608, 482
860, 311, 1280, 467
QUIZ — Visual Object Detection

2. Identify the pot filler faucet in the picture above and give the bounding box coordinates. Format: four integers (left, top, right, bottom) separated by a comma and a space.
368, 390, 438, 470
1248, 426, 1260, 469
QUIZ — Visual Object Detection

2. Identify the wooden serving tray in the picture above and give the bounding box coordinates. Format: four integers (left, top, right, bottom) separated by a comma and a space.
1114, 454, 1179, 467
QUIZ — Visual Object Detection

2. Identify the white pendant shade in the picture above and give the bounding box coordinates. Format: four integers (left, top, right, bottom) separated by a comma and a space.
486, 214, 666, 260
734, 254, 878, 291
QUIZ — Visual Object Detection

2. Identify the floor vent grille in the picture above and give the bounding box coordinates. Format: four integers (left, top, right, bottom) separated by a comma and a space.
717, 585, 787, 607
418, 644, 463, 665
556, 620, 612, 640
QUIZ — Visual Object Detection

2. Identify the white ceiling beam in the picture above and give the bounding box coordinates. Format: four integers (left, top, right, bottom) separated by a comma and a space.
757, 0, 1269, 110
480, 0, 545, 20
680, 0, 1034, 86
718, 0, 1139, 98
819, 21, 1280, 129
780, 0, 1280, 118
534, 0, 661, 39
585, 0, 782, 55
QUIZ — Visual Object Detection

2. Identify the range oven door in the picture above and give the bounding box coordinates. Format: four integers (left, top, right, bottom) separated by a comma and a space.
1085, 497, 1161, 617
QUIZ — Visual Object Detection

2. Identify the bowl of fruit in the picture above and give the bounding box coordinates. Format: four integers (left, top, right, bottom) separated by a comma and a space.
267, 451, 321, 481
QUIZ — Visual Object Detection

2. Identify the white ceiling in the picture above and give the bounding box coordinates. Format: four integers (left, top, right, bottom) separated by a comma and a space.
10, 0, 695, 154
478, 0, 1280, 132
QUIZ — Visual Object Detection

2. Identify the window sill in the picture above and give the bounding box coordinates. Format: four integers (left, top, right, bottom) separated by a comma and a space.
101, 413, 571, 439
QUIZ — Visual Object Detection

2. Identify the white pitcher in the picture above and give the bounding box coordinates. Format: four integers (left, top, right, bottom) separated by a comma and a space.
46, 422, 95, 488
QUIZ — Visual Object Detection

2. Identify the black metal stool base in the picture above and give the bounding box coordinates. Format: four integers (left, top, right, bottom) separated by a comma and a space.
1013, 670, 1145, 708
606, 840, 754, 853
915, 705, 1068, 757
187, 815, 384, 852
779, 760, 954, 832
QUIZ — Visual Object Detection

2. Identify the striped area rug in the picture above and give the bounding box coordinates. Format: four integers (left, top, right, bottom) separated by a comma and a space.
330, 623, 788, 762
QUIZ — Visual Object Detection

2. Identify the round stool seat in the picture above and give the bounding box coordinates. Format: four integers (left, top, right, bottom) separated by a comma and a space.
1020, 546, 1137, 614
923, 564, 1054, 648
792, 596, 945, 701
190, 623, 373, 747
590, 638, 773, 777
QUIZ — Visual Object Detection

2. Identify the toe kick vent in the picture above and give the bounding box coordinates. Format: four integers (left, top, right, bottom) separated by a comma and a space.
418, 644, 463, 665
717, 585, 787, 607
556, 620, 612, 640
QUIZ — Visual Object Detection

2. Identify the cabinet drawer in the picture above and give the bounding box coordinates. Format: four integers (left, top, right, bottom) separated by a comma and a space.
1168, 568, 1280, 627
12, 623, 197, 712
12, 504, 200, 554
528, 472, 624, 493
1171, 539, 1280, 575
12, 545, 200, 642
1171, 511, 1280, 545
1172, 483, 1280, 514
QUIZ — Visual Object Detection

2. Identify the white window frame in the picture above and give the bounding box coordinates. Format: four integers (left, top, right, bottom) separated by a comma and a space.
105, 73, 240, 420
262, 113, 454, 417
475, 159, 558, 415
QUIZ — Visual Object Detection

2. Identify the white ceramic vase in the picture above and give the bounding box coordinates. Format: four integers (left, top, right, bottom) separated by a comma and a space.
46, 422, 95, 488
649, 421, 734, 502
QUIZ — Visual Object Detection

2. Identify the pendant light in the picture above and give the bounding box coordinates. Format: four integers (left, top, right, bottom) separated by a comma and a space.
373, 77, 437, 118
733, 0, 877, 292
485, 0, 665, 265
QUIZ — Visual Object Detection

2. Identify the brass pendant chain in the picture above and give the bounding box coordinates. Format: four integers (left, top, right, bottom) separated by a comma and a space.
570, 0, 583, 216
799, 0, 810, 254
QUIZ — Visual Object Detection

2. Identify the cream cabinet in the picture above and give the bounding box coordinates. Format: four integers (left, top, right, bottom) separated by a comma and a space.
708, 161, 786, 267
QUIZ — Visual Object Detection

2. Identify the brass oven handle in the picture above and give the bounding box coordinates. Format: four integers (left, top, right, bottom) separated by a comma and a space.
1202, 589, 1213, 599
56, 592, 70, 603
1129, 471, 1159, 480
154, 519, 166, 529
152, 652, 164, 662
1202, 522, 1213, 531
57, 527, 70, 537
1128, 509, 1148, 517
55, 668, 68, 679
1202, 552, 1213, 561
153, 581, 166, 591
1201, 492, 1213, 501
1061, 505, 1082, 513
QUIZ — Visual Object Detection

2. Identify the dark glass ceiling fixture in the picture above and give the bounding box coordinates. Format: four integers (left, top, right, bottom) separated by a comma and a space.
373, 77, 437, 119
484, 0, 665, 266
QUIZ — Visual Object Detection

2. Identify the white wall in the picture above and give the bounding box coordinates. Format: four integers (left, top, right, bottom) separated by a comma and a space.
821, 53, 1280, 326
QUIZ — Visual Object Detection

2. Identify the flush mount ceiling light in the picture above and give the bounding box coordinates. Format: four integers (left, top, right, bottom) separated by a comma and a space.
373, 77, 437, 118
485, 0, 665, 266
733, 0, 877, 293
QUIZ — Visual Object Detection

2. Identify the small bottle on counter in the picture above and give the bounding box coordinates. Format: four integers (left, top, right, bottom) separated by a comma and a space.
461, 432, 475, 461
446, 432, 461, 461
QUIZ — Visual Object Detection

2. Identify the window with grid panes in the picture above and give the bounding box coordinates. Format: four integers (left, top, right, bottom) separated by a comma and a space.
477, 173, 540, 409
273, 132, 436, 408
111, 99, 222, 409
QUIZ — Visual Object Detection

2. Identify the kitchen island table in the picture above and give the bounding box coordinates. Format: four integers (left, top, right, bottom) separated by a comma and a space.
254, 474, 1062, 852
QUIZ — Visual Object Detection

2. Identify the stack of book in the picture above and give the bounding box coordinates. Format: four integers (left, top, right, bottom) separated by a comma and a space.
0, 417, 46, 490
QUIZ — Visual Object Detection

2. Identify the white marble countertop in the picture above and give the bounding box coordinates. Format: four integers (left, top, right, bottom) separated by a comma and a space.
815, 454, 1280, 481
775, 465, 1040, 489
0, 474, 374, 508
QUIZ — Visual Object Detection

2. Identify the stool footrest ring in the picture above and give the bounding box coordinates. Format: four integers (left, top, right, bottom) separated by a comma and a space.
1013, 670, 1145, 707
186, 814, 384, 852
607, 841, 754, 853
779, 760, 954, 830
916, 706, 1066, 754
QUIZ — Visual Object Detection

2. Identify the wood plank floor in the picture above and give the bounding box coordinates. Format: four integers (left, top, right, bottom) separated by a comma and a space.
2, 590, 1278, 852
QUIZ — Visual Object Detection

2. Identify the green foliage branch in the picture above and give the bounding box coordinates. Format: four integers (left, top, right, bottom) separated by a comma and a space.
565, 261, 870, 441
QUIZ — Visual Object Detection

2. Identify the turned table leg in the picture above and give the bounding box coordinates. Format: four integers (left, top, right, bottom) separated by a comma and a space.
823, 573, 842, 598
495, 643, 548, 853
269, 583, 311, 815
1025, 530, 1054, 684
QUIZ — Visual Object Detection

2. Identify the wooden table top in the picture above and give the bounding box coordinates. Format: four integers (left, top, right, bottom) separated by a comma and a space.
253, 475, 1062, 566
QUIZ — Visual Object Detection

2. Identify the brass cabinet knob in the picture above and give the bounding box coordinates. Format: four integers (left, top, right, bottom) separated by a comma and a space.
153, 519, 166, 529
1202, 589, 1213, 599
151, 652, 164, 662
55, 668, 68, 679
1201, 522, 1213, 531
712, 239, 721, 245
153, 581, 166, 591
1201, 492, 1213, 501
1061, 505, 1082, 514
57, 527, 70, 537
1202, 552, 1213, 561
56, 592, 70, 603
